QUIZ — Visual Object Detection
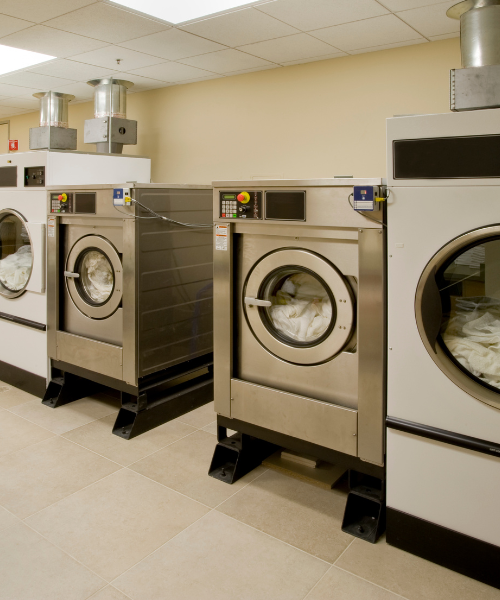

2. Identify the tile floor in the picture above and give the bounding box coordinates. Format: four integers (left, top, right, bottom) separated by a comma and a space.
0, 381, 498, 600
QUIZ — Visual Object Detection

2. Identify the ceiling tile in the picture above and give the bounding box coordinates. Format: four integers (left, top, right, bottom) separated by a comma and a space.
348, 37, 428, 53
310, 14, 423, 52
0, 82, 41, 97
179, 49, 274, 74
428, 32, 460, 40
0, 96, 40, 109
174, 74, 224, 86
43, 3, 169, 44
281, 52, 347, 66
47, 81, 95, 100
396, 1, 460, 37
180, 8, 299, 47
69, 46, 165, 70
118, 28, 226, 60
257, 0, 389, 32
0, 106, 32, 117
128, 62, 216, 82
0, 25, 108, 58
0, 14, 34, 37
28, 59, 111, 81
105, 72, 170, 91
377, 0, 452, 10
237, 33, 340, 64
0, 71, 75, 89
223, 65, 280, 76
0, 0, 95, 23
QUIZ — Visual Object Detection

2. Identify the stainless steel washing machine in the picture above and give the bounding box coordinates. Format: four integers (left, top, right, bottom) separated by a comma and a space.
212, 179, 386, 466
45, 183, 214, 435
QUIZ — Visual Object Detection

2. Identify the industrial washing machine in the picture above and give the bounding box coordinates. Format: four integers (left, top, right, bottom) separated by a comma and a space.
210, 179, 387, 542
386, 0, 500, 589
0, 113, 150, 398
44, 183, 214, 438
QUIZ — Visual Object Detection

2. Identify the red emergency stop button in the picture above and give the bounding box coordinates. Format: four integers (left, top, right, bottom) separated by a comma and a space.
58, 193, 68, 202
237, 191, 250, 203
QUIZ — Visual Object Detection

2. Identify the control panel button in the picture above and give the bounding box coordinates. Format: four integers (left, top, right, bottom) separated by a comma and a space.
58, 193, 68, 202
237, 192, 250, 204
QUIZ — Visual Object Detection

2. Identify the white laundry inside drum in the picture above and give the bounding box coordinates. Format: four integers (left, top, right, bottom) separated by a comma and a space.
442, 296, 500, 389
79, 250, 114, 304
0, 245, 33, 291
268, 273, 333, 343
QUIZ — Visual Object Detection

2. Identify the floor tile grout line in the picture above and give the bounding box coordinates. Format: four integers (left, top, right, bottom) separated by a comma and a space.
219, 510, 333, 566
212, 467, 270, 510
333, 565, 411, 600
332, 537, 356, 565
0, 432, 58, 460
19, 467, 127, 523
21, 518, 111, 586
108, 508, 216, 588
302, 563, 336, 600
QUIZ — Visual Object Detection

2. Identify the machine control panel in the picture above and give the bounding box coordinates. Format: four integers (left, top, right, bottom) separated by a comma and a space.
24, 166, 45, 187
50, 192, 73, 213
220, 191, 262, 219
353, 185, 383, 212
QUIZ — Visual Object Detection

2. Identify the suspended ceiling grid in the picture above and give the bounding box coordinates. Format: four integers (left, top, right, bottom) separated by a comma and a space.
0, 0, 459, 118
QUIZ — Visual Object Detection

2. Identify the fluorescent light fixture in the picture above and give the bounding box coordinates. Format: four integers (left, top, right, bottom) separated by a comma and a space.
0, 45, 55, 76
111, 0, 258, 24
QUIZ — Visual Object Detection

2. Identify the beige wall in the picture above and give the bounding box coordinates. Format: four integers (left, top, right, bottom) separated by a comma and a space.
7, 38, 460, 184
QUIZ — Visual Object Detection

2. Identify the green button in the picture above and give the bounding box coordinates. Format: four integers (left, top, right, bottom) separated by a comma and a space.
233, 213, 237, 217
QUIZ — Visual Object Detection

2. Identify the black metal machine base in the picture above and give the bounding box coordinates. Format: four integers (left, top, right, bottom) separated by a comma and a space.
210, 416, 386, 542
341, 471, 385, 543
209, 424, 278, 484
113, 370, 213, 439
43, 355, 214, 438
387, 508, 500, 589
42, 371, 104, 408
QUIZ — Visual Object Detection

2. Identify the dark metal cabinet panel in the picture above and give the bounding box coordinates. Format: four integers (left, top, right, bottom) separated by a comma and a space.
136, 189, 213, 377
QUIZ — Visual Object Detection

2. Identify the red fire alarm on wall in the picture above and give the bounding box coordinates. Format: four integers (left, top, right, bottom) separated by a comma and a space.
9, 140, 18, 151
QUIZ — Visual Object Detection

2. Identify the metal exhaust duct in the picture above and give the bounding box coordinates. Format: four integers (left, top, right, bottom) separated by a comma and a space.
448, 0, 500, 110
84, 78, 137, 154
29, 91, 77, 150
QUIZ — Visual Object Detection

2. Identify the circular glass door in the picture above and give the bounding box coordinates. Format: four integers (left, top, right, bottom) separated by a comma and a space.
416, 225, 500, 410
0, 210, 33, 299
66, 235, 122, 319
244, 249, 355, 365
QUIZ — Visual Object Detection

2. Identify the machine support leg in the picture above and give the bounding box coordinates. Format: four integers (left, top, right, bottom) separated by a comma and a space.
112, 371, 214, 440
341, 470, 386, 543
208, 424, 278, 484
42, 372, 103, 408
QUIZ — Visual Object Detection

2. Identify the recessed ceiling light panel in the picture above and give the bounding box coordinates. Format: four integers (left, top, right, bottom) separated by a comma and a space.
0, 45, 55, 76
110, 0, 261, 24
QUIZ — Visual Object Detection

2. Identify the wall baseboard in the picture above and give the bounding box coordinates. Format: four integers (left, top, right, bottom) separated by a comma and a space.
0, 360, 46, 399
387, 507, 500, 589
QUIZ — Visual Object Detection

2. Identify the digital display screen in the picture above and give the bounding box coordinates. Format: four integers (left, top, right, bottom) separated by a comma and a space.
265, 191, 305, 221
74, 193, 96, 214
223, 194, 236, 199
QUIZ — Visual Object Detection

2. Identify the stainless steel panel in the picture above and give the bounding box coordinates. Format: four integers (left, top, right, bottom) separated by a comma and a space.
230, 378, 358, 455
213, 178, 384, 188
29, 127, 77, 151
47, 215, 58, 360
33, 91, 74, 128
451, 65, 500, 111
122, 217, 137, 385
454, 1, 500, 68
88, 78, 132, 119
213, 222, 232, 417
56, 331, 122, 380
357, 228, 386, 466
64, 306, 123, 346
214, 185, 384, 230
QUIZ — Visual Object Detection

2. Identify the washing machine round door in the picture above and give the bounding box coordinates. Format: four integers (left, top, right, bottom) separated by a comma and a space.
65, 235, 122, 319
244, 248, 355, 365
416, 225, 500, 411
0, 210, 33, 299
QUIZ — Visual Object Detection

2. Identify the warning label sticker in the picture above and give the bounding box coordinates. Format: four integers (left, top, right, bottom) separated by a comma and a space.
215, 225, 228, 251
48, 217, 56, 238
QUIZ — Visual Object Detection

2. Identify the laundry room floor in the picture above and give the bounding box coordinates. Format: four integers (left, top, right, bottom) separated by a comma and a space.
0, 381, 498, 600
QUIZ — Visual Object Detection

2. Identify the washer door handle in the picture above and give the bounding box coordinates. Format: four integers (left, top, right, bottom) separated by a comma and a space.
245, 297, 272, 307
64, 271, 80, 278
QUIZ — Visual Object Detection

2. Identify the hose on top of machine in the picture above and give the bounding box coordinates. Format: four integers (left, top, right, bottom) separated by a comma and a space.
114, 198, 214, 228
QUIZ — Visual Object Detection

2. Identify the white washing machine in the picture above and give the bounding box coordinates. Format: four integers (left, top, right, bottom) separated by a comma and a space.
0, 150, 151, 396
386, 109, 500, 588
